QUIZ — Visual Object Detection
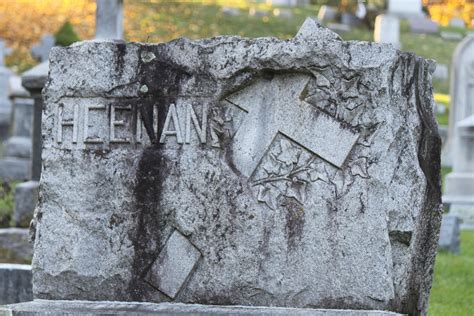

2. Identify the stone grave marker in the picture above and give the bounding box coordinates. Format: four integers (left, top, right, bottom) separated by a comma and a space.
95, 0, 124, 40
444, 36, 474, 164
268, 0, 308, 6
4, 19, 442, 315
409, 18, 439, 34
0, 40, 13, 140
444, 115, 474, 228
388, 0, 423, 17
31, 35, 55, 63
317, 5, 337, 23
438, 214, 461, 253
0, 78, 33, 181
440, 31, 463, 41
433, 63, 448, 81
374, 14, 400, 49
0, 264, 32, 305
0, 228, 33, 264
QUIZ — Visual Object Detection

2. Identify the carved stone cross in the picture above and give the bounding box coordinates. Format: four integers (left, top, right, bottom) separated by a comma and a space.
31, 34, 55, 62
226, 74, 360, 177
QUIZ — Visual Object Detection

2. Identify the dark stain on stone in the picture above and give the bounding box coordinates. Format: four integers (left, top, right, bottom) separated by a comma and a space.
282, 197, 305, 250
115, 43, 127, 76
127, 46, 194, 301
389, 230, 412, 246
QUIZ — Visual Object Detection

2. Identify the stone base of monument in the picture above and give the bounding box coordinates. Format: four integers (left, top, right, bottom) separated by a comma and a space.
0, 300, 403, 315
0, 264, 32, 305
444, 172, 474, 229
0, 157, 30, 181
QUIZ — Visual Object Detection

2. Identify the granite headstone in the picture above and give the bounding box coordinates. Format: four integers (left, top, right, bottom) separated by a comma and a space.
13, 19, 443, 315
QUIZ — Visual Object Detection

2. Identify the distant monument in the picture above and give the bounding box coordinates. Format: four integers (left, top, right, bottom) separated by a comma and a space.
374, 14, 400, 48
388, 0, 423, 17
0, 40, 13, 140
2, 19, 442, 316
442, 36, 474, 228
95, 0, 124, 39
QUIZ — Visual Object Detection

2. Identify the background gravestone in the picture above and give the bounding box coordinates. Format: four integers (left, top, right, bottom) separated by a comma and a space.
30, 35, 55, 63
443, 35, 474, 165
388, 0, 423, 17
18, 19, 442, 315
0, 40, 13, 141
95, 0, 124, 40
0, 264, 32, 305
374, 14, 400, 49
438, 214, 461, 253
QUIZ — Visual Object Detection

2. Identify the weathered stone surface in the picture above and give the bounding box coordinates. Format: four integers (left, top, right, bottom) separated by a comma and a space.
32, 19, 441, 315
0, 264, 32, 305
0, 228, 33, 264
0, 300, 403, 315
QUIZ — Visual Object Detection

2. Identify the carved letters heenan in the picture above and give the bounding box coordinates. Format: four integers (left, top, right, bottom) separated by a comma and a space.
55, 101, 208, 146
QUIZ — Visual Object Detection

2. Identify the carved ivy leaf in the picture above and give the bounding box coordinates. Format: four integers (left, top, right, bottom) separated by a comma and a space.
276, 139, 301, 166
256, 184, 279, 210
350, 157, 369, 179
261, 157, 281, 176
285, 179, 307, 204
308, 160, 329, 183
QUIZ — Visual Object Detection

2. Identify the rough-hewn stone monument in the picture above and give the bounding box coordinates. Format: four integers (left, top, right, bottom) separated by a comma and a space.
3, 19, 442, 315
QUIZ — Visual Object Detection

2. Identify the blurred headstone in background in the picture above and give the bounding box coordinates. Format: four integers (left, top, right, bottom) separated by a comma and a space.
0, 76, 33, 181
438, 214, 461, 254
443, 36, 474, 166
0, 227, 32, 264
267, 0, 309, 7
31, 35, 55, 63
388, 0, 423, 17
0, 264, 32, 305
13, 181, 39, 228
374, 14, 400, 49
433, 63, 449, 81
444, 115, 474, 229
221, 7, 241, 17
95, 0, 124, 40
0, 40, 13, 141
317, 5, 337, 23
443, 36, 474, 228
409, 17, 439, 34
440, 31, 463, 41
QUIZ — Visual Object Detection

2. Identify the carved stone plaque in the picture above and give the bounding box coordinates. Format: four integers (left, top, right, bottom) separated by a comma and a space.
33, 19, 442, 315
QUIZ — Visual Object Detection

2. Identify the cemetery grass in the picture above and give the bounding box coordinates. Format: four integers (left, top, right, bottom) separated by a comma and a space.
429, 231, 474, 316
